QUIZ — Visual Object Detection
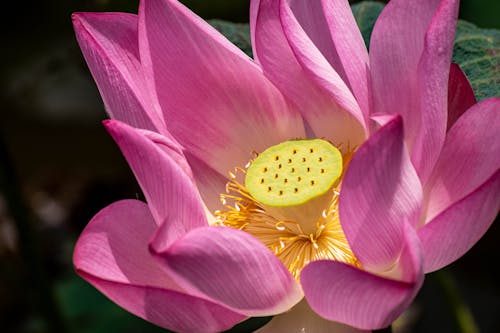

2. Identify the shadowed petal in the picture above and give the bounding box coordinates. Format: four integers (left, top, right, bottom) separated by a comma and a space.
287, 0, 370, 118
419, 170, 500, 273
72, 12, 166, 134
339, 116, 421, 272
74, 200, 245, 333
252, 0, 366, 147
105, 120, 208, 246
370, 0, 459, 182
412, 0, 459, 182
446, 63, 476, 130
152, 227, 302, 317
256, 299, 369, 333
301, 226, 423, 330
139, 0, 304, 176
424, 98, 500, 221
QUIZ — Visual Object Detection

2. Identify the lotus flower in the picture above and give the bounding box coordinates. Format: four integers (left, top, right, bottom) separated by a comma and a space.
72, 0, 500, 331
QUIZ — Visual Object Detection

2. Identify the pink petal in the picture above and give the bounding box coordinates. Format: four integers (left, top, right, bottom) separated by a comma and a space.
424, 98, 500, 221
152, 226, 302, 317
287, 0, 371, 118
447, 63, 476, 130
256, 300, 369, 333
79, 277, 245, 333
301, 264, 420, 330
339, 116, 422, 272
370, 0, 458, 181
74, 200, 176, 288
104, 120, 207, 247
301, 225, 423, 330
412, 0, 460, 182
252, 0, 366, 147
138, 0, 304, 176
74, 200, 245, 332
72, 12, 166, 134
370, 0, 442, 120
419, 170, 500, 273
185, 153, 229, 212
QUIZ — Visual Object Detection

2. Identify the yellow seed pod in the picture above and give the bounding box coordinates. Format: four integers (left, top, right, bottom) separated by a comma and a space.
245, 139, 343, 207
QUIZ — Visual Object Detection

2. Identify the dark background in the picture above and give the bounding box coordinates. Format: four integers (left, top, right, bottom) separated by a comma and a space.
1, 1, 499, 332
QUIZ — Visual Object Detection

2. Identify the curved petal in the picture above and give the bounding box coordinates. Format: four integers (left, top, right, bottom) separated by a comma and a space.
252, 0, 366, 148
447, 63, 476, 130
287, 0, 370, 118
185, 153, 229, 212
151, 226, 302, 317
256, 299, 370, 333
419, 170, 500, 273
139, 0, 304, 176
423, 98, 500, 221
370, 0, 441, 119
72, 12, 166, 134
74, 200, 245, 333
339, 116, 422, 272
104, 120, 208, 246
370, 0, 458, 181
74, 200, 176, 288
412, 0, 460, 182
301, 225, 423, 330
301, 263, 421, 330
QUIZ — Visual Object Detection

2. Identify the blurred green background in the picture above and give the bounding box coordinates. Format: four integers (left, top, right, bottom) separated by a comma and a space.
0, 1, 499, 332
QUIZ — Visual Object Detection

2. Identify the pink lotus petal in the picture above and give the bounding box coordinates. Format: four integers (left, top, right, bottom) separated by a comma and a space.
72, 12, 166, 134
340, 116, 422, 271
371, 0, 441, 119
252, 0, 366, 147
79, 275, 245, 333
447, 63, 476, 130
185, 153, 229, 212
301, 263, 420, 330
74, 200, 244, 332
424, 98, 500, 221
256, 300, 369, 333
74, 200, 176, 288
412, 0, 460, 182
152, 226, 302, 317
287, 0, 370, 119
419, 170, 500, 273
301, 224, 423, 330
138, 0, 304, 175
370, 0, 458, 181
104, 120, 207, 247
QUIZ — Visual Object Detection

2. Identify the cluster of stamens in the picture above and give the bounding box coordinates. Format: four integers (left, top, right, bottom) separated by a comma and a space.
214, 139, 359, 281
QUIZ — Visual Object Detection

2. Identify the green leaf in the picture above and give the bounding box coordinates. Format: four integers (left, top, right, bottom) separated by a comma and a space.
453, 20, 500, 100
209, 19, 253, 57
351, 1, 385, 49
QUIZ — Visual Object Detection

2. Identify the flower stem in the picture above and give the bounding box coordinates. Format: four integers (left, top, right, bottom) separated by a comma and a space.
435, 270, 479, 333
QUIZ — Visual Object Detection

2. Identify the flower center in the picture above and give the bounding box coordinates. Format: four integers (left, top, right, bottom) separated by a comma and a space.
215, 139, 359, 280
